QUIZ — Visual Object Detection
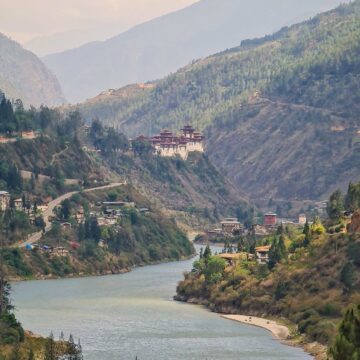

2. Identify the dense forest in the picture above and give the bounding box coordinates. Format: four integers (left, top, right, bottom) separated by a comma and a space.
74, 0, 360, 202
176, 181, 360, 353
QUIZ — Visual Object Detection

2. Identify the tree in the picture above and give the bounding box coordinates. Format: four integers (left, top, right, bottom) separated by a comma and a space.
28, 349, 35, 360
67, 335, 83, 360
61, 199, 72, 221
203, 245, 212, 266
303, 220, 311, 247
268, 235, 286, 270
203, 257, 226, 284
327, 190, 344, 220
44, 332, 56, 360
330, 305, 360, 360
340, 262, 355, 293
90, 217, 101, 241
132, 138, 153, 157
345, 182, 360, 212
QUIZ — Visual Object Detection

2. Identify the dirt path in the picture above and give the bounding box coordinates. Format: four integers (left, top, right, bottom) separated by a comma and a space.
16, 182, 125, 248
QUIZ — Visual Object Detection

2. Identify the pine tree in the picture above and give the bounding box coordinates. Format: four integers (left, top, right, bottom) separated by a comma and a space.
327, 190, 345, 220
340, 262, 355, 293
28, 348, 35, 360
330, 305, 360, 359
303, 220, 311, 247
203, 245, 212, 266
44, 332, 56, 360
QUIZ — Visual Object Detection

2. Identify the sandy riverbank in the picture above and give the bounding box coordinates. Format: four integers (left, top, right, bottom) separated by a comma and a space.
221, 314, 290, 340
221, 314, 327, 359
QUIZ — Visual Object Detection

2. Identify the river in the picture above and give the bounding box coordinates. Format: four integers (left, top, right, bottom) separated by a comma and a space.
12, 246, 312, 360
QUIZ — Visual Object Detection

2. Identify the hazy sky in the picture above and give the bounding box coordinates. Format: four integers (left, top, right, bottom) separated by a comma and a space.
0, 0, 198, 55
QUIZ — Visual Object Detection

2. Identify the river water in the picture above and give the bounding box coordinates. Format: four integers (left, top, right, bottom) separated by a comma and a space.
12, 246, 312, 360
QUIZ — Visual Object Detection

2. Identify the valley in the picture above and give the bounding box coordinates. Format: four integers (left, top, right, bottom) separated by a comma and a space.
0, 0, 360, 359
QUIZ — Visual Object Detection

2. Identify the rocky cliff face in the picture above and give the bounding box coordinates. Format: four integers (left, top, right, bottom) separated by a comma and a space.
0, 33, 66, 107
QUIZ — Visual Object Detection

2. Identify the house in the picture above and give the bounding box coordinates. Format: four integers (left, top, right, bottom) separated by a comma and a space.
98, 240, 106, 248
264, 213, 277, 227
61, 222, 72, 229
298, 214, 307, 225
21, 130, 36, 139
220, 218, 242, 235
219, 252, 255, 266
0, 191, 10, 211
75, 206, 85, 223
53, 247, 69, 257
14, 198, 23, 211
139, 208, 150, 213
97, 217, 117, 226
206, 228, 223, 239
255, 245, 271, 264
252, 224, 270, 236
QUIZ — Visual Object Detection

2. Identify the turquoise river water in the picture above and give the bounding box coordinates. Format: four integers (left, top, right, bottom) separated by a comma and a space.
12, 246, 312, 360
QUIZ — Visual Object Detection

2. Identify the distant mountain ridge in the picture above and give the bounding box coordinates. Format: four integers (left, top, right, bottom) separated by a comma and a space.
72, 0, 360, 204
0, 33, 66, 107
43, 0, 345, 103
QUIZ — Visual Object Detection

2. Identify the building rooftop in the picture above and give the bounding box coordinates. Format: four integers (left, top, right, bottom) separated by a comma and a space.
255, 245, 271, 252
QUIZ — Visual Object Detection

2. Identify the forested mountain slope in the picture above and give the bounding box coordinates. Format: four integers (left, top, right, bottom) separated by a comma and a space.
0, 33, 65, 107
44, 0, 344, 103
75, 1, 360, 202
85, 121, 253, 227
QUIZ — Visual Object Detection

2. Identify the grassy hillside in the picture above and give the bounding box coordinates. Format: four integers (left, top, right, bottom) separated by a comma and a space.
75, 0, 360, 202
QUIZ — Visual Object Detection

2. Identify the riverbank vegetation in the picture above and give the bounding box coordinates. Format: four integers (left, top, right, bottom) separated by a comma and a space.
176, 182, 360, 353
0, 261, 83, 359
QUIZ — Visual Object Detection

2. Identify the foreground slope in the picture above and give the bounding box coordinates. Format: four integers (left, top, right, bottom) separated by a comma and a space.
0, 33, 65, 107
76, 1, 360, 202
44, 0, 344, 102
176, 185, 360, 351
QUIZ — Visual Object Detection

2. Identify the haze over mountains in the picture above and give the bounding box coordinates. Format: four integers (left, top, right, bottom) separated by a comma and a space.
74, 0, 360, 204
0, 33, 65, 107
43, 0, 346, 103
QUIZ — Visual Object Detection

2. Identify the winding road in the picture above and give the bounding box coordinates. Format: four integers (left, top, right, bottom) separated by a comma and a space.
17, 182, 125, 248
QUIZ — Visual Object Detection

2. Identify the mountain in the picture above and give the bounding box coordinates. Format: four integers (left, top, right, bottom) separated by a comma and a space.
43, 0, 345, 103
74, 1, 360, 205
0, 33, 66, 107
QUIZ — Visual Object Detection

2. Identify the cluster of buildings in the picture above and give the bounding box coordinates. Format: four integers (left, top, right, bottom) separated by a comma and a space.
139, 125, 204, 160
219, 245, 271, 266
0, 130, 37, 144
0, 191, 47, 216
206, 218, 244, 239
67, 200, 149, 228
